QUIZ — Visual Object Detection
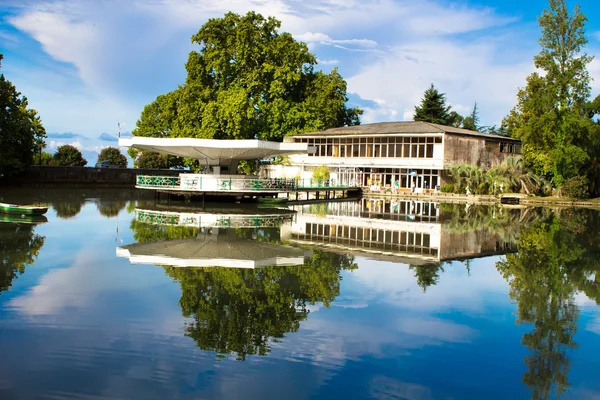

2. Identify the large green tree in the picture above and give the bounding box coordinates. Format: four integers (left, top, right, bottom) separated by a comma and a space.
413, 84, 460, 126
0, 54, 47, 177
505, 0, 600, 192
131, 11, 362, 167
52, 144, 87, 167
97, 146, 127, 167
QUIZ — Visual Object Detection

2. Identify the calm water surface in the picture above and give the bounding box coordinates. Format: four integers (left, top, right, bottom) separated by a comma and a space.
1, 189, 600, 400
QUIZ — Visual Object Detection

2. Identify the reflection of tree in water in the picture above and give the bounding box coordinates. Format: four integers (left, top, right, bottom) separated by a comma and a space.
496, 209, 600, 400
53, 201, 85, 219
0, 223, 45, 294
164, 250, 356, 360
96, 200, 128, 218
128, 219, 357, 360
409, 263, 446, 292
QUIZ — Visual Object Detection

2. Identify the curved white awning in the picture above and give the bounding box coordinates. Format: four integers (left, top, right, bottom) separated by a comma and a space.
119, 137, 307, 163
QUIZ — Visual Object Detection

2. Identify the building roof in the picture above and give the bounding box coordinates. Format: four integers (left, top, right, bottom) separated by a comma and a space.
118, 137, 308, 163
116, 236, 308, 269
292, 121, 520, 142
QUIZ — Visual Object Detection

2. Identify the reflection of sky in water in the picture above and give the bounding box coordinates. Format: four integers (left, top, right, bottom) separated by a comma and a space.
0, 200, 600, 399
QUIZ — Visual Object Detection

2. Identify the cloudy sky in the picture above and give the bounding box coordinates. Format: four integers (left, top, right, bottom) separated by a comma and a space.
1, 0, 599, 162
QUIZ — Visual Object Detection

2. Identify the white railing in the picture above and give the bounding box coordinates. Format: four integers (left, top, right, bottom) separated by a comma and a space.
135, 209, 294, 228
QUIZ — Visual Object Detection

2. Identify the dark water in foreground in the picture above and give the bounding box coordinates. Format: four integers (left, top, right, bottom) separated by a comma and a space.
1, 189, 600, 400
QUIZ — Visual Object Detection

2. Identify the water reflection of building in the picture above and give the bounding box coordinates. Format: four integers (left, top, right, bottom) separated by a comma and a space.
290, 198, 519, 264
118, 207, 308, 269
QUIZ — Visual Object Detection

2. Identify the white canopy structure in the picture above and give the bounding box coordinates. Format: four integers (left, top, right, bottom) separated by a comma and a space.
116, 236, 309, 269
119, 137, 308, 165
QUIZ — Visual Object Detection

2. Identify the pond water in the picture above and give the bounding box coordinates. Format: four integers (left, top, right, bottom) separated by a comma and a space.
1, 188, 600, 400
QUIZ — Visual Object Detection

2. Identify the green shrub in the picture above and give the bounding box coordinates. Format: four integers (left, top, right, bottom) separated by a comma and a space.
440, 184, 455, 193
312, 165, 330, 180
561, 176, 590, 199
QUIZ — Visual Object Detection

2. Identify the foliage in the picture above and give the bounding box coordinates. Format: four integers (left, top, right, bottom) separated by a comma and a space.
97, 147, 127, 167
0, 54, 47, 177
409, 263, 446, 292
33, 152, 53, 166
440, 183, 455, 193
496, 209, 600, 399
312, 165, 330, 180
128, 148, 182, 169
237, 160, 258, 175
462, 102, 480, 131
96, 200, 128, 218
163, 248, 356, 360
52, 144, 87, 167
504, 0, 599, 193
132, 12, 362, 170
0, 222, 45, 295
447, 157, 544, 195
53, 201, 85, 219
560, 175, 590, 199
413, 84, 459, 126
128, 220, 356, 360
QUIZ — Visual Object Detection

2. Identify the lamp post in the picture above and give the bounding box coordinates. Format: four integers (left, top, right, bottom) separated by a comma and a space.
118, 122, 125, 138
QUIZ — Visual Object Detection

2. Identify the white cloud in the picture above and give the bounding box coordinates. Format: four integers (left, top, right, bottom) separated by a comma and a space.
296, 32, 380, 51
4, 0, 555, 133
316, 59, 339, 65
347, 38, 535, 125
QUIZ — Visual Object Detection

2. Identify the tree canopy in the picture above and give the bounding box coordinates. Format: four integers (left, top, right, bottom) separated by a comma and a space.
0, 54, 47, 177
97, 147, 127, 167
131, 11, 362, 169
413, 84, 460, 126
52, 144, 87, 167
505, 0, 600, 193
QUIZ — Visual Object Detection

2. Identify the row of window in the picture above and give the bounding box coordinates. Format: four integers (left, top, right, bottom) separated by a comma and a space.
500, 142, 522, 154
294, 136, 441, 159
297, 223, 438, 256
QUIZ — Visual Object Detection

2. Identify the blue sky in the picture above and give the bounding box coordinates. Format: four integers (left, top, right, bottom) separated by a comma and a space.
1, 0, 599, 162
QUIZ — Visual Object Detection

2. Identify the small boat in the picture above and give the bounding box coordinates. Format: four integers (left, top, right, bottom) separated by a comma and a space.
0, 214, 48, 224
0, 202, 49, 216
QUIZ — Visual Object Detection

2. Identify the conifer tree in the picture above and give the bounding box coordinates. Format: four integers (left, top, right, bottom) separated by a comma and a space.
413, 84, 454, 126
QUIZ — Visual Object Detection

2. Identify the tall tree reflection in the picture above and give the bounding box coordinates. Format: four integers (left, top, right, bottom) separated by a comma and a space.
129, 220, 356, 360
0, 222, 45, 294
497, 209, 600, 400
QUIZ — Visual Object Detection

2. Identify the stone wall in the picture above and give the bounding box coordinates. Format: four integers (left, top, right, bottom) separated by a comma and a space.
444, 133, 520, 169
0, 166, 181, 187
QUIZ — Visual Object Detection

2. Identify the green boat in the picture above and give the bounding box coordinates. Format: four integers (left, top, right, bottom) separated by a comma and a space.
0, 214, 48, 224
0, 202, 49, 216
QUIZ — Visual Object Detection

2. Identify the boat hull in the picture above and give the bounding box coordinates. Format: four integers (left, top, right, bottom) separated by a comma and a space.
0, 203, 48, 216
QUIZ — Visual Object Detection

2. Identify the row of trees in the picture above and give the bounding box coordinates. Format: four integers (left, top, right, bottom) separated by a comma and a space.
128, 11, 363, 171
35, 145, 128, 168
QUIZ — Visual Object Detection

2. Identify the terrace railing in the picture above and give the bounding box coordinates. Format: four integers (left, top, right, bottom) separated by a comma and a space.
135, 209, 294, 228
135, 175, 356, 191
136, 175, 180, 189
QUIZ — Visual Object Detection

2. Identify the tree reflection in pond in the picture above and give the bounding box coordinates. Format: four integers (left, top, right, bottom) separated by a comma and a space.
129, 219, 357, 360
497, 209, 600, 400
164, 250, 356, 360
0, 222, 45, 295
